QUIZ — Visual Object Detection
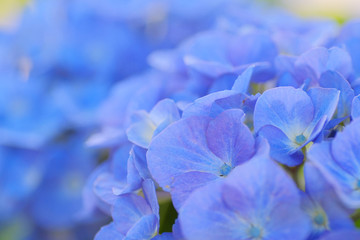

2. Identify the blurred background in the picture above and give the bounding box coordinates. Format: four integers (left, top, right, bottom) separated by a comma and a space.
0, 0, 359, 239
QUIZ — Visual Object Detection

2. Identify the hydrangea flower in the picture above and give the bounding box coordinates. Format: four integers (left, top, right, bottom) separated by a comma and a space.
147, 109, 256, 209
308, 119, 360, 209
95, 179, 162, 240
301, 163, 354, 239
254, 86, 339, 166
178, 140, 311, 240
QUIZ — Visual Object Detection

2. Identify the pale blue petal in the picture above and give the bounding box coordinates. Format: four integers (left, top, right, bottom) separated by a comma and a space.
254, 87, 314, 139
352, 95, 360, 119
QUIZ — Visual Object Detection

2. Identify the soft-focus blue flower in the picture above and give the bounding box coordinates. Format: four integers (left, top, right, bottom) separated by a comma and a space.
179, 140, 311, 240
254, 86, 339, 166
29, 135, 98, 229
127, 99, 180, 148
0, 78, 64, 149
308, 119, 360, 209
338, 20, 360, 92
302, 163, 354, 239
182, 29, 277, 82
0, 147, 44, 223
147, 109, 256, 209
87, 71, 170, 148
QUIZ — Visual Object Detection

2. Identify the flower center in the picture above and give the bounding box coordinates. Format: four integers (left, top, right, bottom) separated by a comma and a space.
219, 163, 232, 177
295, 134, 306, 145
313, 214, 325, 226
248, 226, 262, 239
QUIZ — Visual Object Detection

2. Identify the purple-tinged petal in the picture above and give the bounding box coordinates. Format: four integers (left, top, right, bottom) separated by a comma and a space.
206, 109, 255, 166
171, 172, 219, 210
182, 90, 240, 118
147, 116, 223, 191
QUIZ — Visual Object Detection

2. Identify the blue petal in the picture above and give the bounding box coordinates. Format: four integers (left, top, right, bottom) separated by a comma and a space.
112, 194, 153, 235
126, 214, 158, 240
305, 87, 339, 136
332, 119, 360, 178
308, 140, 360, 209
231, 66, 254, 94
258, 125, 304, 166
152, 232, 174, 240
303, 163, 354, 234
319, 71, 354, 119
171, 171, 219, 210
142, 179, 159, 219
149, 98, 180, 129
179, 141, 310, 240
95, 223, 124, 240
352, 95, 360, 119
254, 86, 314, 140
208, 93, 247, 118
206, 109, 255, 166
147, 116, 223, 191
126, 111, 156, 148
182, 90, 242, 118
318, 230, 360, 240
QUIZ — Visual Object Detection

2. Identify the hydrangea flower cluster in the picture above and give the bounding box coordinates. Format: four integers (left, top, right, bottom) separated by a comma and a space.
2, 0, 360, 239
88, 4, 360, 240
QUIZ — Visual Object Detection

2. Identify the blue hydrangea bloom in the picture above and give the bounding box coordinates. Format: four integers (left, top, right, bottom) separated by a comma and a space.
147, 109, 256, 209
302, 163, 354, 239
0, 78, 64, 149
308, 119, 360, 209
178, 141, 311, 240
0, 147, 44, 222
254, 86, 339, 166
29, 135, 98, 229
